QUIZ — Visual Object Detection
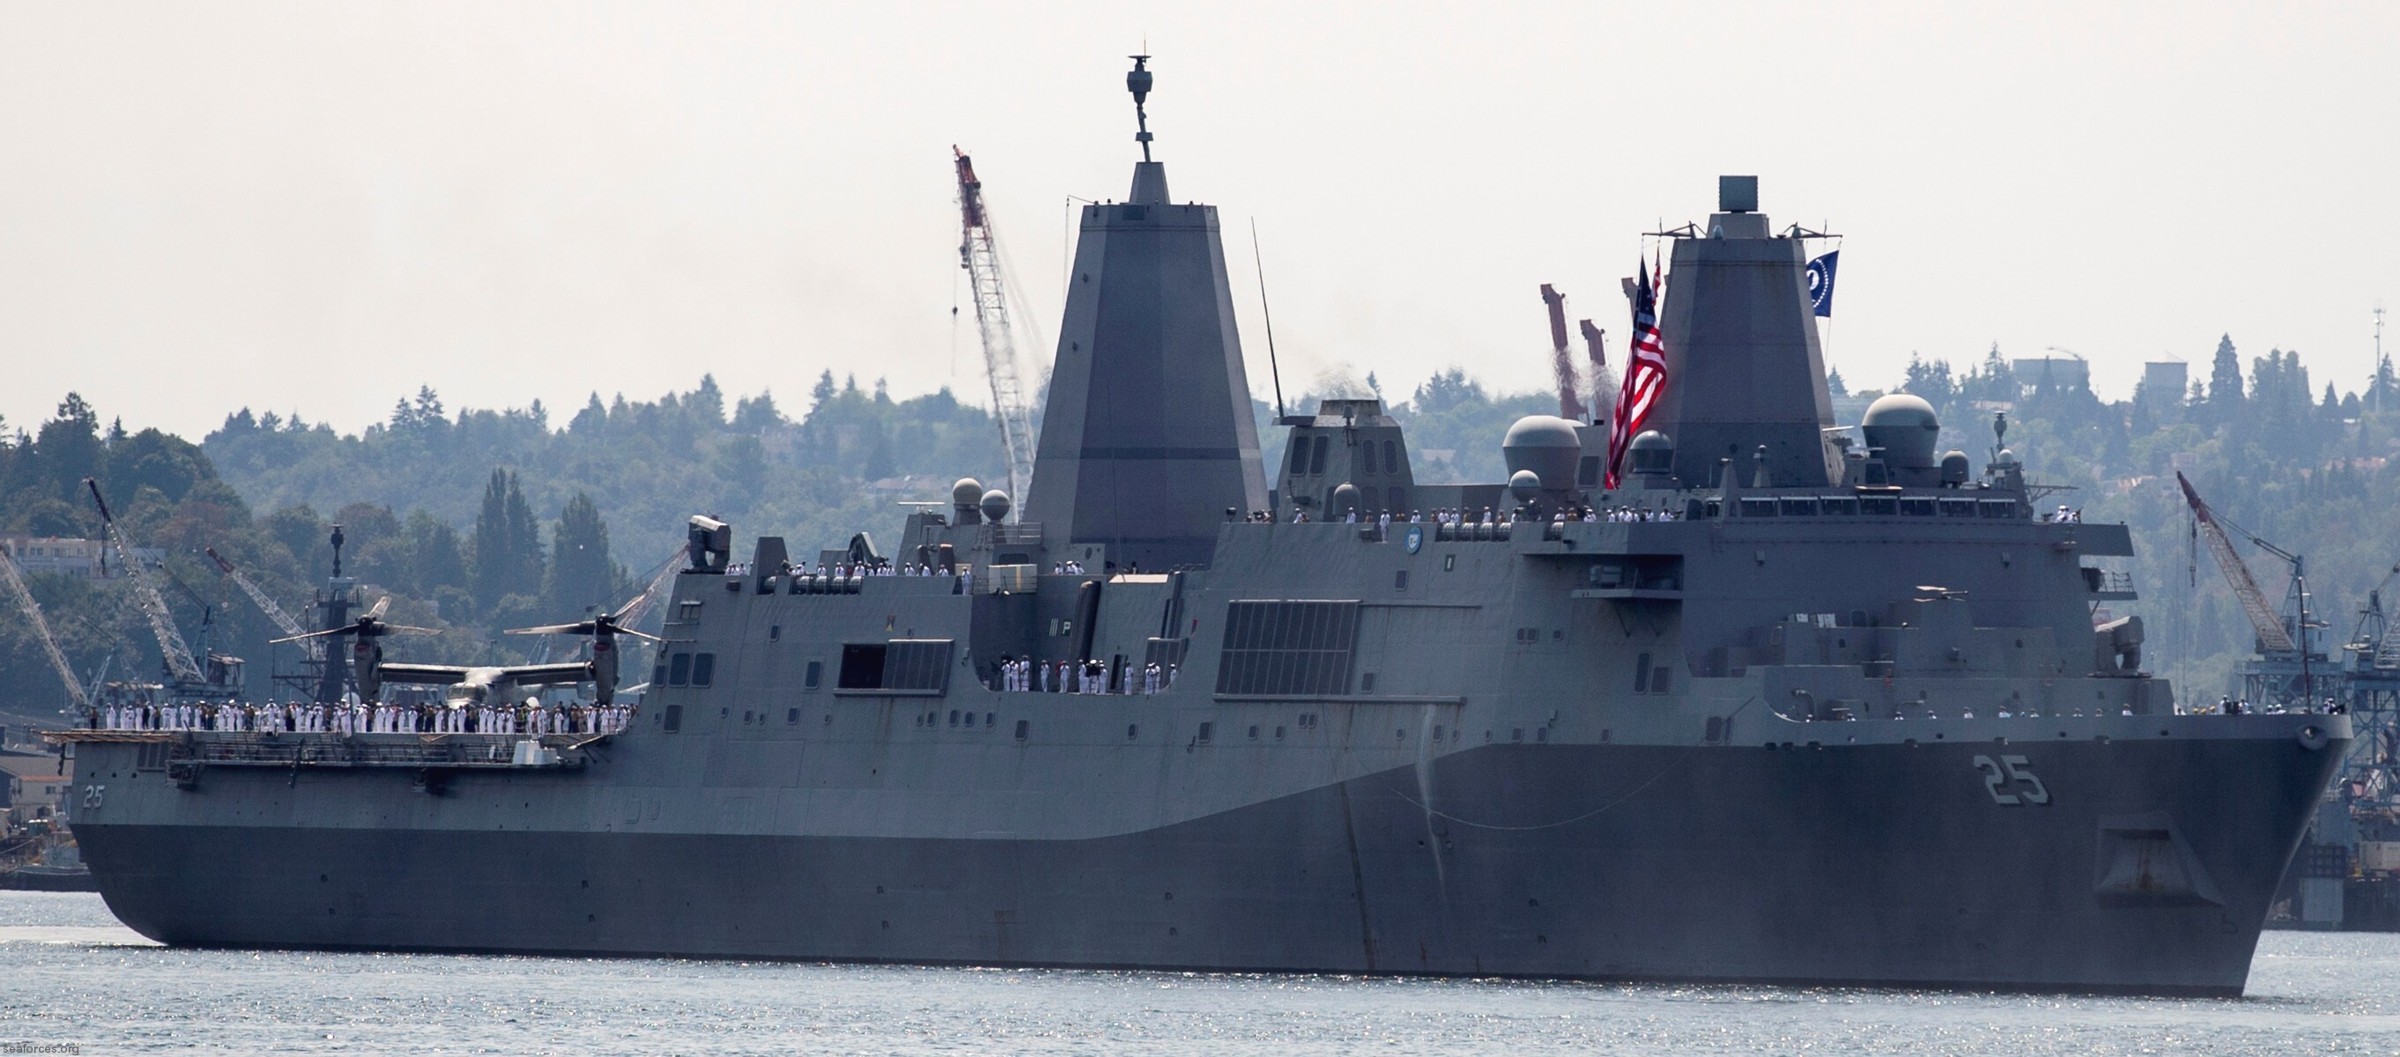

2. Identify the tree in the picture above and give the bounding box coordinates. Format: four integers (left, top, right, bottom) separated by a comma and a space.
470, 469, 544, 613
2208, 334, 2244, 418
30, 393, 103, 501
733, 391, 783, 432
716, 435, 768, 490
399, 509, 467, 600
1413, 368, 1485, 415
1901, 354, 1955, 408
690, 374, 726, 425
570, 394, 608, 435
545, 492, 617, 615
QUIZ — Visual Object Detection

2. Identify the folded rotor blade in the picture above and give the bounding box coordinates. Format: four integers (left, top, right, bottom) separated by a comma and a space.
506, 622, 597, 636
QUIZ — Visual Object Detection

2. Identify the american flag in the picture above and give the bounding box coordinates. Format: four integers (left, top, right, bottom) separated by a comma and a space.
1605, 259, 1667, 489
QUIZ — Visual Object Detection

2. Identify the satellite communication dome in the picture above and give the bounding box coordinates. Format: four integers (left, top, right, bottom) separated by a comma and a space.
979, 489, 1012, 524
1502, 415, 1582, 490
1509, 470, 1543, 503
1629, 430, 1674, 475
1861, 394, 1941, 469
1330, 482, 1361, 517
1939, 451, 1971, 485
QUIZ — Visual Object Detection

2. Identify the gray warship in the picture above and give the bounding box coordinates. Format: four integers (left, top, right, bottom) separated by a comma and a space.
55, 62, 2346, 996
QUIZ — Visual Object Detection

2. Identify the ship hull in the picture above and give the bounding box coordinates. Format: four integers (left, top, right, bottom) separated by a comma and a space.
71, 727, 2338, 996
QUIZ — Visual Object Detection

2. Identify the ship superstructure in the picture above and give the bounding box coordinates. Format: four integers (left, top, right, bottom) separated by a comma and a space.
52, 60, 2344, 996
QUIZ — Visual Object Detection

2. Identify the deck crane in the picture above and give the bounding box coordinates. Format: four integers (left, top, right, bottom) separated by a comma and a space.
953, 147, 1040, 502
82, 478, 205, 687
206, 546, 321, 663
0, 545, 90, 712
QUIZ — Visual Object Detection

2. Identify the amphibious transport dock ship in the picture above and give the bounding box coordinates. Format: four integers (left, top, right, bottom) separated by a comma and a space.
58, 64, 2344, 996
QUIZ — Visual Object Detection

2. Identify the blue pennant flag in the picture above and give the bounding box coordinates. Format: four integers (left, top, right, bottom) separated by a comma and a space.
1805, 250, 1839, 317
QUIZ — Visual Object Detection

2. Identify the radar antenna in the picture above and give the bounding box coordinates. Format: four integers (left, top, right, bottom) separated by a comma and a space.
1127, 54, 1155, 161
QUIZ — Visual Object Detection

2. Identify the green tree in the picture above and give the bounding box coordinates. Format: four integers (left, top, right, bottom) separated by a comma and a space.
2207, 334, 2244, 418
544, 492, 618, 616
471, 469, 544, 612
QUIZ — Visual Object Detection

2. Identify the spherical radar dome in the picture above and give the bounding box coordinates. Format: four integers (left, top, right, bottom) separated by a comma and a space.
1501, 415, 1583, 490
952, 478, 985, 506
978, 488, 1012, 524
1509, 470, 1543, 503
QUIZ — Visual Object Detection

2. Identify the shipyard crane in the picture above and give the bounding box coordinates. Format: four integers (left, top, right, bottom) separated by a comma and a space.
206, 546, 321, 662
83, 478, 204, 685
2337, 564, 2400, 668
0, 546, 90, 712
2176, 472, 2300, 654
953, 146, 1040, 501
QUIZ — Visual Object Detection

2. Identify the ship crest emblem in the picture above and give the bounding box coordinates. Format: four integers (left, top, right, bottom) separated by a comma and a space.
1404, 524, 1424, 554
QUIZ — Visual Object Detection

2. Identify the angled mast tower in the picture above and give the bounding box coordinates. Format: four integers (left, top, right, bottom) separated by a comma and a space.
1023, 55, 1268, 569
1649, 177, 1840, 489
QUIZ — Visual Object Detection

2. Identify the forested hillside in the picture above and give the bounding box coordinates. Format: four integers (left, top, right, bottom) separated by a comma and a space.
3, 335, 2397, 715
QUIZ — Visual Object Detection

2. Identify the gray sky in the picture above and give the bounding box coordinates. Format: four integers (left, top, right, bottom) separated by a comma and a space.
2, 2, 2393, 441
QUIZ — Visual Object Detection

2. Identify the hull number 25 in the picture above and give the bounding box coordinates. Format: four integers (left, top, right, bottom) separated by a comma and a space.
1972, 755, 2050, 805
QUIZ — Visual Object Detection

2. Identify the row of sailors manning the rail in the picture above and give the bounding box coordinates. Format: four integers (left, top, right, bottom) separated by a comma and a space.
92, 700, 635, 736
716, 561, 1095, 587
1793, 697, 2349, 722
993, 656, 1177, 695
1247, 506, 1681, 525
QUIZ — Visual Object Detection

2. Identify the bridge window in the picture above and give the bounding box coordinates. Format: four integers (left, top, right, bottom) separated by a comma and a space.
668, 653, 691, 686
691, 653, 716, 687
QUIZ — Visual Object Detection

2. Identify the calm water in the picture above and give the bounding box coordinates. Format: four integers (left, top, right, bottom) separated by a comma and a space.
2, 892, 2396, 1056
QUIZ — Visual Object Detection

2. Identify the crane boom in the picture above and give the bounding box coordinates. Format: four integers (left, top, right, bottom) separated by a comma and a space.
2176, 472, 2296, 653
207, 546, 320, 661
84, 478, 204, 683
0, 546, 90, 711
954, 147, 1039, 501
